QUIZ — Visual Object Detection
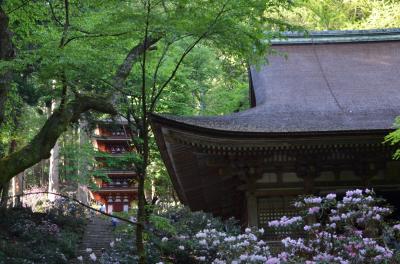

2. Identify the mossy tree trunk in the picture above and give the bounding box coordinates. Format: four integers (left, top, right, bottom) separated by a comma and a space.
0, 96, 117, 186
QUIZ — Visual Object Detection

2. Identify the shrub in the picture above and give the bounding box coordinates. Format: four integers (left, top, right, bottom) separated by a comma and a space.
0, 196, 87, 264
266, 189, 400, 263
102, 189, 400, 264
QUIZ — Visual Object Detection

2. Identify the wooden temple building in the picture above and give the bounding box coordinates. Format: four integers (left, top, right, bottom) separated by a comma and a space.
151, 29, 400, 231
91, 119, 137, 213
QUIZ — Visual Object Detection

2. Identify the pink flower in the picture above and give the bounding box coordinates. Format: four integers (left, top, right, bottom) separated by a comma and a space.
308, 206, 320, 215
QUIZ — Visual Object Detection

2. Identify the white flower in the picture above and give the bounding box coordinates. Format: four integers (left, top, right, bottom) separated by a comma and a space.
89, 253, 96, 262
199, 239, 207, 246
304, 197, 322, 204
373, 214, 381, 221
258, 228, 264, 234
85, 248, 92, 253
245, 227, 251, 233
294, 201, 303, 207
330, 215, 341, 222
210, 240, 219, 247
110, 241, 115, 247
195, 232, 207, 238
161, 237, 168, 242
115, 238, 121, 242
326, 193, 336, 200
178, 245, 185, 250
77, 256, 83, 261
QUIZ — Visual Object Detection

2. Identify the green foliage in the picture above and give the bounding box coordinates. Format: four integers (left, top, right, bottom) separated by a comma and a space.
281, 0, 400, 30
385, 117, 400, 159
149, 215, 177, 235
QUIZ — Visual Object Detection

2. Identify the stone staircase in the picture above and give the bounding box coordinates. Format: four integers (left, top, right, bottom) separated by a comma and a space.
72, 216, 115, 263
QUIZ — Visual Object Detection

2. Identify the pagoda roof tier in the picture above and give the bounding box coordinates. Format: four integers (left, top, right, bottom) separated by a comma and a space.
95, 170, 136, 174
93, 187, 138, 193
96, 116, 129, 125
94, 153, 132, 158
152, 29, 400, 134
93, 136, 131, 141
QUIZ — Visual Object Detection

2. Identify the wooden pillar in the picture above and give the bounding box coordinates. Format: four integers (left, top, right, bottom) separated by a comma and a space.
246, 172, 258, 227
246, 191, 258, 227
298, 164, 318, 194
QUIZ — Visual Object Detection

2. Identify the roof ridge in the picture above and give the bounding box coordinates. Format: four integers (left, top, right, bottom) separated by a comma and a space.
272, 28, 400, 45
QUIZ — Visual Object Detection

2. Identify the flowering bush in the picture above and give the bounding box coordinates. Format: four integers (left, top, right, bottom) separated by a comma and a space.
267, 189, 400, 263
101, 190, 400, 264
0, 199, 87, 263
190, 227, 277, 263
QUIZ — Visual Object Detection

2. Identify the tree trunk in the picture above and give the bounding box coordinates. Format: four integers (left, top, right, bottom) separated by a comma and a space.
76, 118, 90, 204
0, 181, 9, 208
39, 159, 48, 187
0, 95, 117, 186
48, 100, 60, 201
11, 171, 23, 207
0, 6, 16, 126
136, 171, 147, 264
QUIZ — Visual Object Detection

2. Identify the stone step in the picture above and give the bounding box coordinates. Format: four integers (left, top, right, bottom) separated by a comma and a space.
73, 216, 116, 263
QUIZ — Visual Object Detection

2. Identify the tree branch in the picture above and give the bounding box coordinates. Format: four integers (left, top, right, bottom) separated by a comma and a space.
113, 36, 161, 90
48, 1, 63, 27
7, 0, 31, 14
63, 31, 131, 46
59, 0, 70, 47
0, 95, 117, 185
149, 2, 228, 112
6, 191, 141, 226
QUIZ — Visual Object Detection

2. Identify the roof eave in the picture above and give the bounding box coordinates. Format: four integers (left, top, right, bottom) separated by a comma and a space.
150, 113, 393, 139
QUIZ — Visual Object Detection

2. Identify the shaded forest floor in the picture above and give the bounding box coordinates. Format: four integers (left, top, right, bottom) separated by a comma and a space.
0, 206, 86, 264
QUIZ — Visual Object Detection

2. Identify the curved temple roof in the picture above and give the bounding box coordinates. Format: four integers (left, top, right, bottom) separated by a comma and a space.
153, 29, 400, 134
150, 29, 400, 218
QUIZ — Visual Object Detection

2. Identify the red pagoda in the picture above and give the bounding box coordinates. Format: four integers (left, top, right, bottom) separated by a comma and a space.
91, 119, 137, 213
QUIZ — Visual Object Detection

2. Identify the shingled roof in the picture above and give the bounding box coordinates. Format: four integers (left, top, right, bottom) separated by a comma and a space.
152, 29, 400, 134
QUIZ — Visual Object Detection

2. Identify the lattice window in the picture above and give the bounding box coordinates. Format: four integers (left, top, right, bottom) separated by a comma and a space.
258, 196, 302, 241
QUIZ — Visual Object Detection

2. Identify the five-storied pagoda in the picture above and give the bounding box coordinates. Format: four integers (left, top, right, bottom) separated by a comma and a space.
91, 118, 137, 213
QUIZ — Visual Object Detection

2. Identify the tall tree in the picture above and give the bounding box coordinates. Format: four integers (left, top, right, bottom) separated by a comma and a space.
0, 1, 159, 186
110, 1, 293, 262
